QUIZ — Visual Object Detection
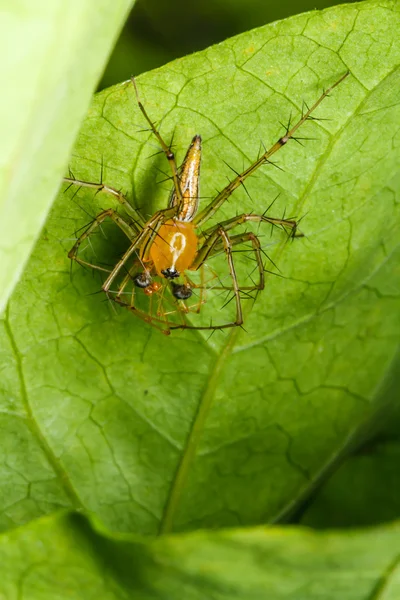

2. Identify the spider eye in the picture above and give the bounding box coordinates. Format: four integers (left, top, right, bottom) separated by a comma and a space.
171, 283, 192, 300
161, 267, 180, 279
133, 271, 152, 288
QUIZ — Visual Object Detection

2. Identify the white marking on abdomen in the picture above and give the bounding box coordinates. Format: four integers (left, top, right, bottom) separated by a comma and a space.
170, 232, 186, 269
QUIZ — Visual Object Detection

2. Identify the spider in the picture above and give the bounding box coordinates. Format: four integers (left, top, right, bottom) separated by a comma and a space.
65, 72, 349, 335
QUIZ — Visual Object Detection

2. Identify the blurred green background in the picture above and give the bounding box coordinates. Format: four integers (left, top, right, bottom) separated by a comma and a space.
100, 0, 358, 88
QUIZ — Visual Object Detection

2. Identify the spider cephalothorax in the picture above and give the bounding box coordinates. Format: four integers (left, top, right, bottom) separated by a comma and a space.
65, 72, 349, 334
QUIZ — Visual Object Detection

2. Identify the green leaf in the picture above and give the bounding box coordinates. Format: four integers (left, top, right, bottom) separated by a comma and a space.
1, 0, 400, 537
0, 0, 135, 314
301, 438, 400, 528
2, 512, 400, 599
300, 361, 400, 528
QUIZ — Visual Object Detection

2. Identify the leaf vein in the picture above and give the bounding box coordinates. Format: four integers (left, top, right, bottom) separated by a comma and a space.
4, 307, 84, 511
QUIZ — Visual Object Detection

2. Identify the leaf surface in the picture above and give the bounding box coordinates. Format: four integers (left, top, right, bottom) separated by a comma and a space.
1, 0, 400, 536
301, 438, 400, 528
2, 512, 400, 599
301, 366, 400, 528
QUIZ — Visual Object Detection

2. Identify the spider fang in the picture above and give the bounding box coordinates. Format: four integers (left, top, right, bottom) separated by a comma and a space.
133, 271, 153, 288
171, 283, 193, 300
161, 267, 180, 279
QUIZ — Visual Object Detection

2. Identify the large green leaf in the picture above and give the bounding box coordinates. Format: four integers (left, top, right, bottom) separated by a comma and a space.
0, 0, 135, 314
1, 0, 399, 536
1, 512, 400, 599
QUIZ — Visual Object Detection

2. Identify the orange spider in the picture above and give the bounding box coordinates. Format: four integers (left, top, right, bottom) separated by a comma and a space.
65, 72, 349, 334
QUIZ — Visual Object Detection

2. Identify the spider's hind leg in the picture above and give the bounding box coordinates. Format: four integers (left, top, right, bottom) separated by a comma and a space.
207, 231, 266, 294
172, 226, 243, 331
194, 72, 349, 227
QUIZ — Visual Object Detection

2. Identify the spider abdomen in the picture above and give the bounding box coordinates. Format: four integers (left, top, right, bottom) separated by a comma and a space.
150, 219, 198, 277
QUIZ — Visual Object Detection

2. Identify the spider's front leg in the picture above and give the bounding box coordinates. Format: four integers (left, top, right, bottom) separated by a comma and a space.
63, 176, 145, 228
68, 208, 140, 273
131, 77, 184, 210
101, 206, 177, 296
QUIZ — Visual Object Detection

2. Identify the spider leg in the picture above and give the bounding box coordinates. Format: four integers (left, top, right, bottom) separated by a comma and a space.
184, 265, 208, 313
115, 295, 172, 335
110, 267, 175, 335
113, 264, 137, 303
171, 226, 243, 331
114, 275, 190, 335
194, 72, 349, 227
101, 206, 176, 295
207, 231, 265, 292
200, 211, 301, 241
131, 77, 183, 209
68, 208, 141, 273
63, 176, 145, 228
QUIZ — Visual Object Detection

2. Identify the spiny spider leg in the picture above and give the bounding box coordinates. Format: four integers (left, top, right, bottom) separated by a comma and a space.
115, 295, 173, 334
184, 265, 209, 314
63, 176, 145, 228
113, 274, 189, 336
113, 293, 170, 330
206, 231, 265, 291
68, 208, 140, 273
170, 226, 243, 331
110, 264, 181, 334
102, 206, 177, 295
200, 212, 301, 241
194, 71, 349, 227
113, 261, 140, 303
131, 77, 184, 209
